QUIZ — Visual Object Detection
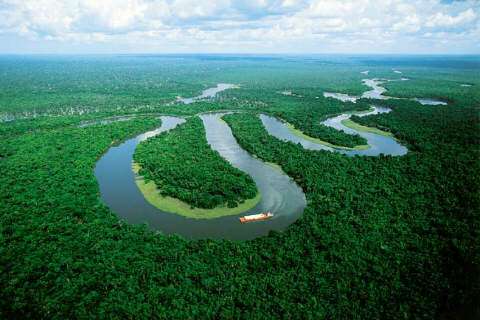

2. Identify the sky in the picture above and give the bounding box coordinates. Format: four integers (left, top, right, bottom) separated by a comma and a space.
0, 0, 478, 54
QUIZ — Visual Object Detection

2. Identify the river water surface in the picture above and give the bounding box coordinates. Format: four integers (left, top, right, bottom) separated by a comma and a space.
96, 114, 306, 240
178, 83, 238, 104
96, 82, 409, 240
324, 77, 448, 106
261, 106, 407, 157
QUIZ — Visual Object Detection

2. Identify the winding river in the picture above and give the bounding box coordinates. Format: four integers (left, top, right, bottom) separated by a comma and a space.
324, 77, 448, 106
177, 83, 238, 104
95, 82, 412, 240
96, 113, 306, 240
261, 106, 407, 156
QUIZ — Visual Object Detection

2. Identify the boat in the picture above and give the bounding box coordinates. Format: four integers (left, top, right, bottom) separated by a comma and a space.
239, 212, 273, 223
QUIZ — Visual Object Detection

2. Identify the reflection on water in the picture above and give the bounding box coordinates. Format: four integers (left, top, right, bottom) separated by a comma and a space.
323, 92, 358, 103
323, 77, 448, 106
79, 116, 136, 128
201, 113, 305, 220
178, 83, 238, 104
324, 79, 392, 103
361, 79, 389, 100
261, 106, 408, 157
96, 114, 306, 240
413, 98, 448, 106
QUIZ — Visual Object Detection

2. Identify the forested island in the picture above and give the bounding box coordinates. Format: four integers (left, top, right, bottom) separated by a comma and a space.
133, 116, 259, 216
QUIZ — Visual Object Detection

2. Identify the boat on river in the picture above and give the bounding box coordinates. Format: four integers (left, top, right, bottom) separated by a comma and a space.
240, 212, 273, 223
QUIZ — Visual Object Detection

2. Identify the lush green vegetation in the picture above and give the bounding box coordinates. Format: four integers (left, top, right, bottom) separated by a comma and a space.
0, 55, 478, 319
134, 116, 258, 210
133, 162, 261, 219
346, 117, 393, 136
275, 102, 369, 148
223, 97, 479, 319
225, 86, 371, 147
284, 121, 370, 150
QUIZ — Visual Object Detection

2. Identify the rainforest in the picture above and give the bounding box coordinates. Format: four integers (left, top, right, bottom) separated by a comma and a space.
0, 54, 479, 319
133, 116, 259, 213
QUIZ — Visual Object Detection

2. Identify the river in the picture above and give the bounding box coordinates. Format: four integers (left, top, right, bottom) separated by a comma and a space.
177, 83, 238, 104
95, 113, 306, 240
324, 77, 448, 106
261, 106, 408, 157
96, 83, 409, 240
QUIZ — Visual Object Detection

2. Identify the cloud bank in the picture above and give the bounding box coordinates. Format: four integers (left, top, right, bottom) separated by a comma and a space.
0, 0, 478, 53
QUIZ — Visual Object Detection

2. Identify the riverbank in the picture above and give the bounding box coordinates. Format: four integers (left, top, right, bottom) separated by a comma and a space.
341, 119, 393, 137
132, 163, 262, 219
285, 122, 370, 150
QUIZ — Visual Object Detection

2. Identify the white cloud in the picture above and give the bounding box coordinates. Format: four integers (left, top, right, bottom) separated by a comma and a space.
392, 14, 421, 33
307, 0, 364, 18
0, 0, 478, 53
74, 0, 148, 33
170, 0, 228, 21
426, 8, 476, 28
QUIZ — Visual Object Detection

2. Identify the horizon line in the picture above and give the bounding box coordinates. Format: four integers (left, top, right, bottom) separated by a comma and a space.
0, 52, 479, 56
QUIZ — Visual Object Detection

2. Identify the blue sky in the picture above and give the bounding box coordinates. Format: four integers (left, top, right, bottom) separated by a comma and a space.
0, 0, 478, 54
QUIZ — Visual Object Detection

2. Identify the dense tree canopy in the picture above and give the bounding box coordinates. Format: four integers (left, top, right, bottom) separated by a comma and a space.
0, 55, 478, 319
134, 116, 258, 209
